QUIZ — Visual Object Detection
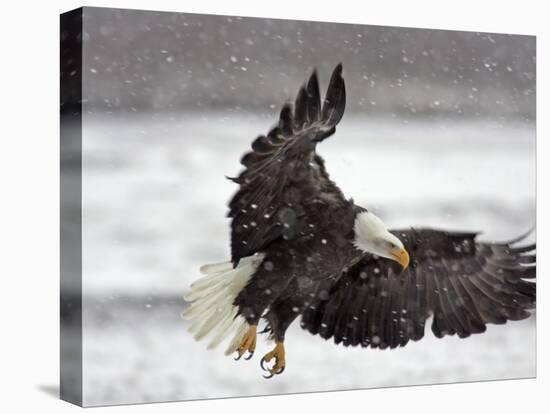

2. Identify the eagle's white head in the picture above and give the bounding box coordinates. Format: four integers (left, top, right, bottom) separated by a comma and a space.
353, 210, 410, 269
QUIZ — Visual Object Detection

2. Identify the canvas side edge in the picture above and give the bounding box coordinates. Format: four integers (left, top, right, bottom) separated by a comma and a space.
60, 7, 83, 407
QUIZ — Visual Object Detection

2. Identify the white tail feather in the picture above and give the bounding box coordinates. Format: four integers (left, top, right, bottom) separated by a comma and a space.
199, 261, 233, 275
185, 272, 231, 297
207, 308, 239, 349
183, 253, 265, 355
225, 318, 249, 356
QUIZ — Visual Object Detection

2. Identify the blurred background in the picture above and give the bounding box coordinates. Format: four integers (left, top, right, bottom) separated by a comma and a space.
77, 6, 535, 406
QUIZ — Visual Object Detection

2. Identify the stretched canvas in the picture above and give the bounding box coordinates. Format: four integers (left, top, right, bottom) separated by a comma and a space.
60, 6, 536, 407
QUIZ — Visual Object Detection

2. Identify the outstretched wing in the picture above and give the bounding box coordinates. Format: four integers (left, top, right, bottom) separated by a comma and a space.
228, 64, 348, 265
300, 229, 536, 349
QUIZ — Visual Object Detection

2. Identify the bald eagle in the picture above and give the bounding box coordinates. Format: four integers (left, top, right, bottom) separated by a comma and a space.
183, 64, 536, 378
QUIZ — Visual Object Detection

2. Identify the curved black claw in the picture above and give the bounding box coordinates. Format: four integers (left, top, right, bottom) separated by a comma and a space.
244, 350, 254, 360
260, 356, 284, 378
234, 352, 243, 361
263, 371, 275, 379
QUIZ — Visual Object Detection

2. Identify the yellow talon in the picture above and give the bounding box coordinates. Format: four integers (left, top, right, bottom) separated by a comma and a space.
261, 341, 286, 378
235, 324, 257, 360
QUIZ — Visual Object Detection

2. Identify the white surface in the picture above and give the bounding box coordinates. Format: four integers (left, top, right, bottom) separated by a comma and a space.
0, 1, 548, 414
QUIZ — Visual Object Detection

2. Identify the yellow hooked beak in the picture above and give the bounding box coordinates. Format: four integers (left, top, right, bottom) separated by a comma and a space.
389, 246, 410, 269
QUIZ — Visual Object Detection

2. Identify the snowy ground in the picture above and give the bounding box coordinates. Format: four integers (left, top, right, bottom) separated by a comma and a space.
80, 111, 535, 406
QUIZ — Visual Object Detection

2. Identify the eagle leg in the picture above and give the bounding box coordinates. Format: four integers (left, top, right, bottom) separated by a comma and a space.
234, 324, 257, 361
260, 341, 286, 378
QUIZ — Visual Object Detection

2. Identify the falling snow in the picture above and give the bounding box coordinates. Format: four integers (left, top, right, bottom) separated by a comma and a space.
76, 7, 536, 407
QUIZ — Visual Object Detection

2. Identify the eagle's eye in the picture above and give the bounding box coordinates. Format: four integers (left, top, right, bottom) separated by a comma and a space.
376, 238, 394, 251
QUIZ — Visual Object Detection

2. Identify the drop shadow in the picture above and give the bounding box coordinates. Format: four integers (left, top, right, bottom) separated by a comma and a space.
36, 384, 59, 399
